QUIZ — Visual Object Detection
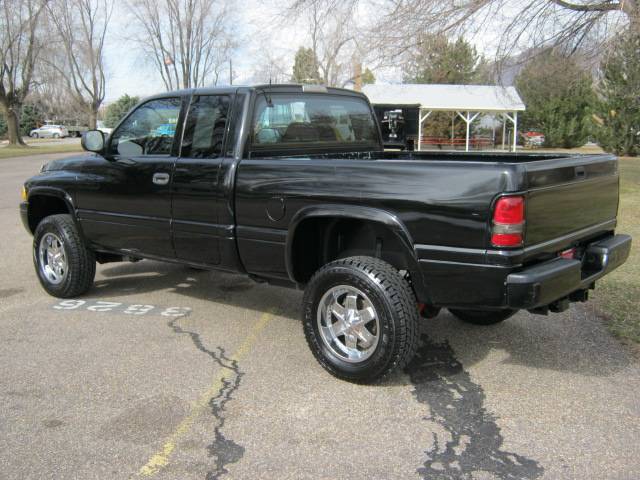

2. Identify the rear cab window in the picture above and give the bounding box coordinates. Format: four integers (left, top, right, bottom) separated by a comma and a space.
250, 93, 379, 155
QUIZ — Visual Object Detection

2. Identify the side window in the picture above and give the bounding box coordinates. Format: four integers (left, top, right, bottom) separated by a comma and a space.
181, 95, 230, 159
108, 97, 181, 157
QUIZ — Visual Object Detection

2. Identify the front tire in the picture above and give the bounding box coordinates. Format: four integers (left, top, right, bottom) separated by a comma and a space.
33, 214, 96, 298
302, 256, 419, 383
448, 308, 516, 325
31, 133, 39, 138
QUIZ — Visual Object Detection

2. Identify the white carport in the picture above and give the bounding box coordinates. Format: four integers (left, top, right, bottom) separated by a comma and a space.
362, 84, 526, 152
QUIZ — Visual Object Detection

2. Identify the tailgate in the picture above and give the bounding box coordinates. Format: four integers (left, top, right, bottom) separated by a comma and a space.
524, 154, 619, 246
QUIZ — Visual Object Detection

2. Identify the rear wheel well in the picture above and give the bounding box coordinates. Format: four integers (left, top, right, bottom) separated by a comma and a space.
290, 217, 413, 284
28, 195, 71, 233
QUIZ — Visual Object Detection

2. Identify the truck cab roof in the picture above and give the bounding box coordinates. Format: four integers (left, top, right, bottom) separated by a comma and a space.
144, 84, 367, 101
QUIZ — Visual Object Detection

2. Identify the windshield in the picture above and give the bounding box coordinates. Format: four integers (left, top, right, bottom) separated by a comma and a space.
251, 93, 378, 150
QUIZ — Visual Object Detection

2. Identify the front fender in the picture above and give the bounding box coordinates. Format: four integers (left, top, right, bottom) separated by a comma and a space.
24, 186, 81, 235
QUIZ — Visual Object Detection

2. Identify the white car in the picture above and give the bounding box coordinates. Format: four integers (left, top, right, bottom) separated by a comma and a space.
29, 125, 69, 139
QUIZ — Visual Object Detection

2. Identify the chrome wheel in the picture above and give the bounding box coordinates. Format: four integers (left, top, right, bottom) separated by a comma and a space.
317, 285, 380, 363
38, 232, 67, 285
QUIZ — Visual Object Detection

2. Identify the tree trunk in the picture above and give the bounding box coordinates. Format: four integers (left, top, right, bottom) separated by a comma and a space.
88, 109, 98, 130
5, 107, 26, 146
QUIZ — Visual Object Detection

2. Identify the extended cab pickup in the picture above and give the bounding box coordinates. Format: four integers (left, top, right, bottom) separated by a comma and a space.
20, 85, 631, 382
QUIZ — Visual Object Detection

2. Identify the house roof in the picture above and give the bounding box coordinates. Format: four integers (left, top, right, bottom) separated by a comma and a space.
362, 83, 526, 112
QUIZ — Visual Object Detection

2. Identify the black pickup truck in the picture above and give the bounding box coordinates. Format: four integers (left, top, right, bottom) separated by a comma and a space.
20, 84, 631, 382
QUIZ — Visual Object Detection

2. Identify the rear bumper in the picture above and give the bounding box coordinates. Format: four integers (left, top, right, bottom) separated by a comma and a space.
416, 234, 631, 309
506, 234, 631, 309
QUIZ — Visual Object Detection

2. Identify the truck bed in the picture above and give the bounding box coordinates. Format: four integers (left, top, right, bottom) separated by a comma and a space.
246, 150, 619, 251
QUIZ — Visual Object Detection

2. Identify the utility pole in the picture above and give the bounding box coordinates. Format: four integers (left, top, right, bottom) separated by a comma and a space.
229, 59, 233, 85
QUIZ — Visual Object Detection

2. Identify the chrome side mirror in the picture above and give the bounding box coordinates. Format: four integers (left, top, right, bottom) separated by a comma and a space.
81, 130, 105, 153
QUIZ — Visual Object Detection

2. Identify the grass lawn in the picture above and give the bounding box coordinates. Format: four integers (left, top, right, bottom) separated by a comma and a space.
594, 156, 640, 345
0, 143, 82, 159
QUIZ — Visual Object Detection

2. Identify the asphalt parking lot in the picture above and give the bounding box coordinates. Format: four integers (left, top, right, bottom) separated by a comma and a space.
2, 153, 639, 480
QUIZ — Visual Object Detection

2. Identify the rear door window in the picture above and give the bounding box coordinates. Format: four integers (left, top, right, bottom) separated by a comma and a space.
181, 95, 230, 158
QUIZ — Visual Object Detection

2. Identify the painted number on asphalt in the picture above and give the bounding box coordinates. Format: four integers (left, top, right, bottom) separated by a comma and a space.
52, 299, 191, 317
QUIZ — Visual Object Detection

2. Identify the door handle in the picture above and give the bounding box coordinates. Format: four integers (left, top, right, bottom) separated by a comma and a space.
152, 173, 170, 185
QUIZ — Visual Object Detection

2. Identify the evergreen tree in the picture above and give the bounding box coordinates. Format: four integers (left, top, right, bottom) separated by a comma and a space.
291, 47, 320, 84
20, 103, 44, 136
595, 32, 640, 156
361, 68, 375, 86
403, 35, 488, 85
403, 35, 489, 139
516, 51, 595, 148
104, 95, 140, 128
0, 112, 6, 138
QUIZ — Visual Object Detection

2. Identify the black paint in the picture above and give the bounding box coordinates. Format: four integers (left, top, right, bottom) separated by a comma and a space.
406, 335, 544, 480
167, 317, 245, 479
22, 84, 623, 312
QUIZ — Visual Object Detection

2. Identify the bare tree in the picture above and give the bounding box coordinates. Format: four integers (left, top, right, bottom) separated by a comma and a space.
372, 0, 638, 61
0, 0, 46, 145
32, 61, 88, 124
47, 0, 112, 129
287, 0, 370, 87
127, 0, 236, 90
250, 50, 291, 84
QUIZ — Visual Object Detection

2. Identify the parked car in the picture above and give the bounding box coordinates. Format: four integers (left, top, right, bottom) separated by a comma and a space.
29, 125, 69, 139
523, 131, 545, 147
20, 85, 631, 383
153, 123, 176, 137
65, 125, 88, 138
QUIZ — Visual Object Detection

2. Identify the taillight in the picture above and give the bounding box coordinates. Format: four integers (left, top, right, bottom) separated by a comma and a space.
491, 196, 525, 247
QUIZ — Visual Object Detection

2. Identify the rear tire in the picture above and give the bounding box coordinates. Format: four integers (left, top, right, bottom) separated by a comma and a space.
449, 308, 516, 325
33, 214, 95, 298
302, 256, 420, 383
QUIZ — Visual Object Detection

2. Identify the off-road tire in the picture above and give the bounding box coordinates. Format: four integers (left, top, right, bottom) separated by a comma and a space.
33, 214, 95, 298
448, 308, 517, 325
302, 256, 420, 383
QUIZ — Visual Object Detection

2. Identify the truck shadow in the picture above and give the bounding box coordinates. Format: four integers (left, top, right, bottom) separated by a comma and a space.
92, 260, 632, 378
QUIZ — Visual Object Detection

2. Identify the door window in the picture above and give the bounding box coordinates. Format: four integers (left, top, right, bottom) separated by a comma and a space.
108, 97, 181, 156
181, 95, 230, 158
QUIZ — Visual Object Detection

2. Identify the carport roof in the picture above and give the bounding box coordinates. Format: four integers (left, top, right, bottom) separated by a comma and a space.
362, 83, 525, 112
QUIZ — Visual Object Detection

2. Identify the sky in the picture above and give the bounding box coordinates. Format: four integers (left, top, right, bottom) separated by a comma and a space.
102, 0, 503, 103
103, 0, 306, 102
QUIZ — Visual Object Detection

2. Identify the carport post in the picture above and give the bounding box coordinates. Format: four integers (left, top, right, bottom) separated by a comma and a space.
502, 115, 506, 150
456, 111, 480, 152
503, 112, 518, 153
466, 112, 470, 152
513, 111, 518, 152
417, 109, 431, 151
418, 108, 422, 151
